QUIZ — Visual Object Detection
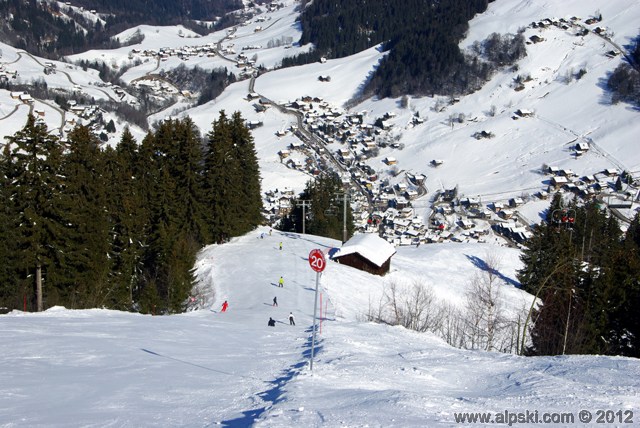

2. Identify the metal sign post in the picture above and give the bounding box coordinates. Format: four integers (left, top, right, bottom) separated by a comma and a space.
308, 249, 326, 371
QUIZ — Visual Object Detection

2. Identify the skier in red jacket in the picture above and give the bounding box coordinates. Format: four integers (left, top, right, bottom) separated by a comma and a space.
221, 300, 229, 312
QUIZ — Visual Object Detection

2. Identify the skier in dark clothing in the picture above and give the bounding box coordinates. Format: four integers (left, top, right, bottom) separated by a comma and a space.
268, 317, 276, 327
273, 296, 278, 307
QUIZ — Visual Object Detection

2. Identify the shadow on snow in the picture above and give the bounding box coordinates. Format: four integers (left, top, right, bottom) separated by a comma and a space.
465, 254, 521, 288
220, 327, 324, 427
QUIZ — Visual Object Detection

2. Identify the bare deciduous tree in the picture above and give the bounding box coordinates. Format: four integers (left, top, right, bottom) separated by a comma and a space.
361, 263, 530, 355
464, 252, 505, 351
374, 280, 444, 333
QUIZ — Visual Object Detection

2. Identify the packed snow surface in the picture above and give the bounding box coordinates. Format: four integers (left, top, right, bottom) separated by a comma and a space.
1, 228, 639, 427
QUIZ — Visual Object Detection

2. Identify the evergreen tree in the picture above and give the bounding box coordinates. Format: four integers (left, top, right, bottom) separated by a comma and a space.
518, 216, 579, 355
103, 128, 148, 310
229, 111, 263, 235
279, 172, 354, 242
1, 113, 262, 314
137, 125, 180, 313
5, 115, 65, 311
606, 214, 640, 357
135, 119, 214, 313
58, 125, 111, 308
171, 117, 210, 244
163, 118, 208, 312
0, 145, 20, 309
204, 111, 233, 242
518, 196, 634, 356
204, 110, 259, 242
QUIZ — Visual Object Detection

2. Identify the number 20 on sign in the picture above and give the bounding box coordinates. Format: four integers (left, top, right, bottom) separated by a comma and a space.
308, 249, 326, 272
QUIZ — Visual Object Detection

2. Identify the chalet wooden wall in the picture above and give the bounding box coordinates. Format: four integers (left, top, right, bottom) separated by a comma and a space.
334, 253, 390, 276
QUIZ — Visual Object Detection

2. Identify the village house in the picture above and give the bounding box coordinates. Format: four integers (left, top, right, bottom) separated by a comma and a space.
492, 201, 506, 212
285, 158, 303, 170
19, 93, 33, 104
551, 176, 569, 189
278, 149, 291, 159
438, 204, 454, 215
547, 166, 560, 175
575, 142, 589, 153
493, 223, 533, 244
393, 182, 406, 193
515, 108, 534, 118
331, 233, 396, 276
498, 209, 515, 220
404, 189, 419, 200
383, 157, 397, 165
529, 35, 544, 43
461, 197, 481, 209
459, 219, 476, 230
509, 197, 524, 207
277, 196, 293, 216
398, 207, 413, 218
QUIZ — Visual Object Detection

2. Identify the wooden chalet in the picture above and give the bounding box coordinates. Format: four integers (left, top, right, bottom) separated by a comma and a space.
331, 233, 396, 276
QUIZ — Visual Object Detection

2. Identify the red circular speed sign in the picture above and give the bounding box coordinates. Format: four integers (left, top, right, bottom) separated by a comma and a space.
308, 249, 326, 273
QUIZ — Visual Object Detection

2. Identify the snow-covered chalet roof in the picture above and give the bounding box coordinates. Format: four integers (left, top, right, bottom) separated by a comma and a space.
332, 233, 396, 267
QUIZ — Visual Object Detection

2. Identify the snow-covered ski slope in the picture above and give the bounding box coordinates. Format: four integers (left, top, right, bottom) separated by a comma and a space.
2, 228, 639, 427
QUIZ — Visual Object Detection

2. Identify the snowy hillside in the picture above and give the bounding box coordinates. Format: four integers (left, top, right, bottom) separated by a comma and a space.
2, 228, 639, 427
1, 0, 638, 209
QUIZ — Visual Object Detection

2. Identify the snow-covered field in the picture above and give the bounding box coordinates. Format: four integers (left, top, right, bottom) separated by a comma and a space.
2, 228, 639, 427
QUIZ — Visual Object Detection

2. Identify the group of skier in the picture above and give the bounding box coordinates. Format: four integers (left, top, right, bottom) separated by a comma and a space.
268, 313, 295, 327
219, 294, 296, 327
269, 275, 295, 326
218, 231, 297, 328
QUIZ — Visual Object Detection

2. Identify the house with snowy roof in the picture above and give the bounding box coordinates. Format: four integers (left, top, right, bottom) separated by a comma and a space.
331, 233, 396, 276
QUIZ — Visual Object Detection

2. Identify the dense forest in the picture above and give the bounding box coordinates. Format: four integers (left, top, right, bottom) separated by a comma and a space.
517, 193, 640, 358
283, 0, 527, 98
0, 0, 242, 58
608, 34, 640, 107
0, 111, 262, 314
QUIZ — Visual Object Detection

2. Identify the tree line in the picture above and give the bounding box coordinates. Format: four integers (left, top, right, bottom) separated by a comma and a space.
517, 193, 640, 357
608, 33, 640, 108
0, 0, 241, 58
0, 111, 262, 314
277, 172, 355, 243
